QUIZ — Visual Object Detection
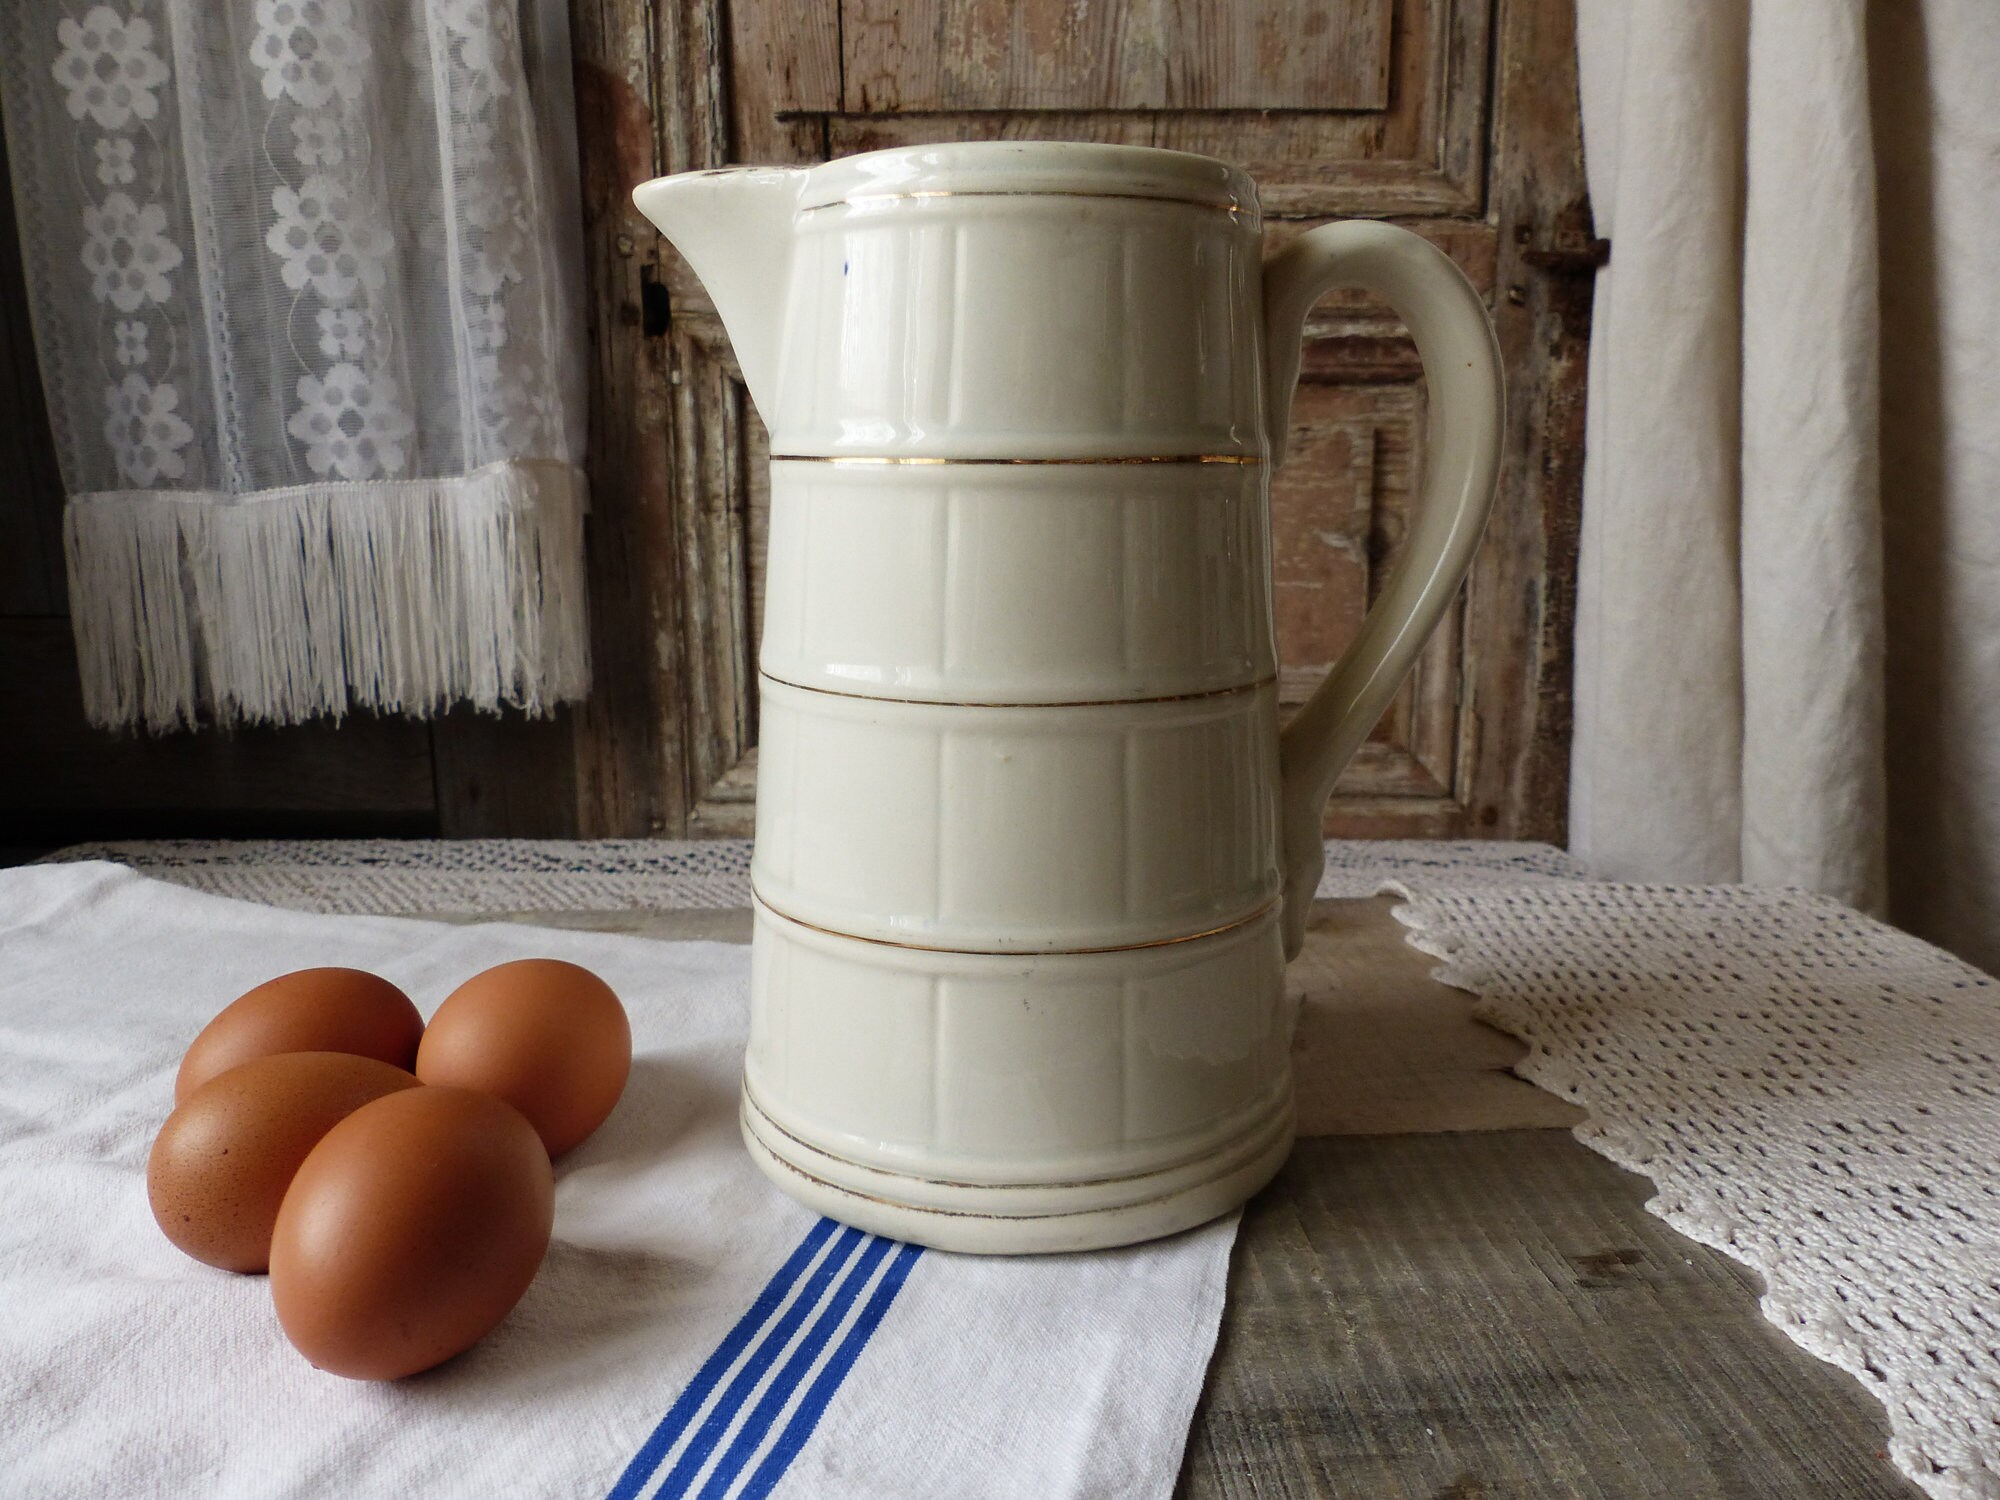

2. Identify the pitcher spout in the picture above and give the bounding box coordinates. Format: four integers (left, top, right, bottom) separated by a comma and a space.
632, 167, 806, 420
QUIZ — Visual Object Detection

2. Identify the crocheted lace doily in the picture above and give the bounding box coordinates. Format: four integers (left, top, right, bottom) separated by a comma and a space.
1392, 881, 2000, 1500
42, 837, 1580, 914
40, 838, 760, 914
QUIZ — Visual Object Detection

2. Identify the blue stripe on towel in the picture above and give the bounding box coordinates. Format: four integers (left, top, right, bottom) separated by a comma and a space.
649, 1226, 867, 1497
693, 1236, 896, 1499
606, 1218, 926, 1500
605, 1218, 839, 1500
736, 1241, 926, 1500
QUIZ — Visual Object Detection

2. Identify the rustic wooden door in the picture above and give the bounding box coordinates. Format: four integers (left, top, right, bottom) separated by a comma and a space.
565, 0, 1591, 841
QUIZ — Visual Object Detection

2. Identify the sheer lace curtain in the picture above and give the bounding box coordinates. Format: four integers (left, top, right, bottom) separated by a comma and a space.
0, 0, 589, 731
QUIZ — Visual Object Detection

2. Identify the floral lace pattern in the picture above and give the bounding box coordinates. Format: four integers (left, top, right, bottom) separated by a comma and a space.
437, 0, 564, 459
80, 192, 181, 311
51, 4, 190, 488
103, 372, 193, 483
249, 0, 408, 480
288, 362, 415, 480
237, 0, 560, 479
94, 135, 136, 185
249, 0, 369, 108
16, 0, 576, 494
53, 6, 168, 129
265, 176, 392, 302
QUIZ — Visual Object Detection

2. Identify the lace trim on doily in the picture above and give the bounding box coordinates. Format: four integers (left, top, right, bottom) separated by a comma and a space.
1389, 880, 2000, 1500
40, 838, 1582, 915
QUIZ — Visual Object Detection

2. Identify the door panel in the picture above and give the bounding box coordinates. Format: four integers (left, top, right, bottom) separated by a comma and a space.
735, 0, 1484, 215
600, 0, 1589, 842
838, 0, 1393, 113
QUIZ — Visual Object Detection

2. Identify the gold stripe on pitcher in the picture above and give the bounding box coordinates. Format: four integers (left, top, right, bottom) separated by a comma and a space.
751, 888, 1282, 957
802, 189, 1251, 217
759, 670, 1275, 711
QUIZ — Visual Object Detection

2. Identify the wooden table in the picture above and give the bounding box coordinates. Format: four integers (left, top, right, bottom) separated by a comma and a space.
397, 894, 1928, 1497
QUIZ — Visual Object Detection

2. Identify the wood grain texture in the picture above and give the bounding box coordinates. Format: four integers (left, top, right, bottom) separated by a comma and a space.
689, 746, 760, 837
841, 0, 1159, 113
670, 331, 756, 810
1272, 383, 1406, 701
1477, 0, 1594, 847
0, 619, 435, 836
839, 0, 1390, 114
560, 0, 709, 836
1290, 898, 1583, 1137
429, 707, 581, 837
730, 0, 840, 116
730, 0, 1484, 215
1146, 0, 1487, 217
1165, 0, 1392, 111
1271, 380, 1466, 815
1180, 1131, 1924, 1500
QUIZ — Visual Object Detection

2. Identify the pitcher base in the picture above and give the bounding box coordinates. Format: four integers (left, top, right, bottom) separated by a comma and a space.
740, 1086, 1294, 1254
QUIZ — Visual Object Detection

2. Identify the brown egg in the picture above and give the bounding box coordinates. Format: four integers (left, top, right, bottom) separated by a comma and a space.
415, 959, 631, 1157
148, 1052, 421, 1273
269, 1086, 554, 1380
177, 968, 423, 1104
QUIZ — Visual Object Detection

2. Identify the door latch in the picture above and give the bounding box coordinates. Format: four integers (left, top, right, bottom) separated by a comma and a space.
1522, 238, 1611, 275
640, 264, 671, 337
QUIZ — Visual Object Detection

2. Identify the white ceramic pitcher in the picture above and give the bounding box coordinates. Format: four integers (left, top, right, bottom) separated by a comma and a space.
634, 142, 1502, 1253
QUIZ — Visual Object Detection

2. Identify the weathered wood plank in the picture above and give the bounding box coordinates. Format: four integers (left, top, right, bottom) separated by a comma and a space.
836, 0, 1392, 114
1272, 384, 1399, 694
564, 0, 703, 836
1290, 898, 1584, 1137
669, 338, 755, 811
841, 0, 1156, 114
731, 0, 840, 114
1465, 0, 1594, 845
848, 0, 1160, 114
689, 746, 759, 838
0, 619, 435, 838
1269, 377, 1467, 818
429, 707, 581, 837
1155, 0, 1486, 216
812, 0, 1483, 215
1164, 0, 1391, 111
726, 0, 832, 165
1180, 1131, 1924, 1500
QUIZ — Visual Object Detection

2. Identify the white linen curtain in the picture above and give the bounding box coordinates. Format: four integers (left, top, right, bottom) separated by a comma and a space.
1572, 0, 2000, 974
0, 0, 589, 731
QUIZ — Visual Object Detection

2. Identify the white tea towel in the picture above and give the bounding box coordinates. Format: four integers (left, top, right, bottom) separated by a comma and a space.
0, 863, 1233, 1499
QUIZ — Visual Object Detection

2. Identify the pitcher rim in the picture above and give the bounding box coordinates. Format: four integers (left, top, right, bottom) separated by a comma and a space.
798, 140, 1259, 217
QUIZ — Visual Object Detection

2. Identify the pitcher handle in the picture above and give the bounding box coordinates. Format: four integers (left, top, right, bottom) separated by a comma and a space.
1263, 222, 1505, 958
